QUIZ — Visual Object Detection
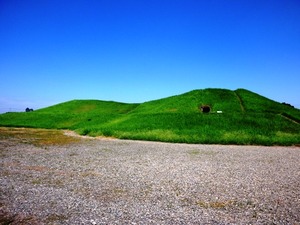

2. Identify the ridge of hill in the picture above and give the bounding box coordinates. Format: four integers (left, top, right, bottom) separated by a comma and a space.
131, 88, 244, 114
36, 99, 139, 114
0, 88, 299, 145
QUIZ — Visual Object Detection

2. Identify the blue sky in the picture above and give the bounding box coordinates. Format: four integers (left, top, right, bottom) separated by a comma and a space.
1, 0, 299, 112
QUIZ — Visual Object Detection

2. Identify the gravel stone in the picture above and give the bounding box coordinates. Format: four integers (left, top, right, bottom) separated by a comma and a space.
1, 137, 299, 224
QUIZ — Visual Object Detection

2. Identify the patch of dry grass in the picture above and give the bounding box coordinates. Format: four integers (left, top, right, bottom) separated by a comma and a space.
188, 149, 218, 156
0, 209, 40, 225
197, 200, 235, 209
45, 214, 68, 223
0, 127, 81, 146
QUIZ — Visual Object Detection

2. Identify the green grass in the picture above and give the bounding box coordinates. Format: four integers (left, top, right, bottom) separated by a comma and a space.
1, 88, 299, 145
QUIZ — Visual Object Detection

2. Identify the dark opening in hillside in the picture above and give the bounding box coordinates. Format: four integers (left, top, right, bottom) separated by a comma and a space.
199, 105, 211, 113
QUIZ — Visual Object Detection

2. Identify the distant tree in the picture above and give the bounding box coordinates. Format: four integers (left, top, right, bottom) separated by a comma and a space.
282, 102, 294, 108
25, 108, 34, 112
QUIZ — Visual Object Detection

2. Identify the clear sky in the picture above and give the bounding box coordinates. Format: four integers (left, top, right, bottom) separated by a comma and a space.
1, 0, 299, 113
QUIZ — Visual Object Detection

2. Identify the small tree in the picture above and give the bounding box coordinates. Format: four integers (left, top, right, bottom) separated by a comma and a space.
25, 108, 34, 112
282, 102, 294, 108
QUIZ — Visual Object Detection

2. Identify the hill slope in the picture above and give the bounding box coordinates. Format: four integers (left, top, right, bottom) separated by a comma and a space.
130, 88, 243, 114
37, 100, 139, 114
1, 88, 299, 145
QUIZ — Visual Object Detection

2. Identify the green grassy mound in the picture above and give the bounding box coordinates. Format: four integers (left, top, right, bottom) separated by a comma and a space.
1, 88, 299, 145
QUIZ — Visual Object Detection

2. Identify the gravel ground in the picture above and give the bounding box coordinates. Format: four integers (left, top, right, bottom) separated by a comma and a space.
1, 135, 300, 224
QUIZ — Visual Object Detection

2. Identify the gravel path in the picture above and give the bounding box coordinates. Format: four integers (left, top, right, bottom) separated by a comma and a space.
1, 136, 300, 224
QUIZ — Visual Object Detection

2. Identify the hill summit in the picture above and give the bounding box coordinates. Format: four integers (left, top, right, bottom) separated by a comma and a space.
1, 88, 299, 145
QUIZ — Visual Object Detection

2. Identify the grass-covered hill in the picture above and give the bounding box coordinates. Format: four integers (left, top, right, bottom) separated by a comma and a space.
1, 88, 299, 145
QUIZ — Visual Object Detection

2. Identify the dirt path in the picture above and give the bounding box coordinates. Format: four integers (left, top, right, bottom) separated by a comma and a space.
233, 91, 245, 112
279, 113, 300, 125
